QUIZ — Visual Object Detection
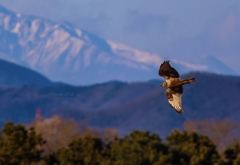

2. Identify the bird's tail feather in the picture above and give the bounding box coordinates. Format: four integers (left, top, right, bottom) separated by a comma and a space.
181, 77, 196, 85
170, 77, 196, 87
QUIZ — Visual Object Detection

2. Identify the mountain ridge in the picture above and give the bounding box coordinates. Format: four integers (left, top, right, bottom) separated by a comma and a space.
0, 72, 239, 137
0, 58, 53, 87
0, 5, 237, 85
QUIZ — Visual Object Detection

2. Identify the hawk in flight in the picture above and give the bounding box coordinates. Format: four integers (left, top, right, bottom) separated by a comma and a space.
158, 61, 196, 114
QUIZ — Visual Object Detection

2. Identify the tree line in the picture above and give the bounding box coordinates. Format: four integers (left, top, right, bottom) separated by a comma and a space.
0, 119, 239, 165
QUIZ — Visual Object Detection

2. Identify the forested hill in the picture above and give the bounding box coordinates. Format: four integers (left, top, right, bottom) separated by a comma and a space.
0, 72, 239, 136
0, 59, 53, 87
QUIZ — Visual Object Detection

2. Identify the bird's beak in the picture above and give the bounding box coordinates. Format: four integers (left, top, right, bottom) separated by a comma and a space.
160, 84, 162, 86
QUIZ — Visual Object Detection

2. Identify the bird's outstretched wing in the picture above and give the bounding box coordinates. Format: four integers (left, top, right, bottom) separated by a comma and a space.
165, 86, 184, 114
158, 61, 180, 78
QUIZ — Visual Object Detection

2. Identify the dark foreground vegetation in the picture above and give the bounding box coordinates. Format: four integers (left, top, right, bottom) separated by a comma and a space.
0, 119, 239, 165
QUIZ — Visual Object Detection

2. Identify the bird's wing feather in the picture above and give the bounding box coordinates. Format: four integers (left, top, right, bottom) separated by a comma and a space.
166, 89, 184, 114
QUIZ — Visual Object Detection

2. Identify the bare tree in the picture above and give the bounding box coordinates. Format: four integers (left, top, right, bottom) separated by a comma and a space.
184, 118, 240, 155
28, 115, 118, 155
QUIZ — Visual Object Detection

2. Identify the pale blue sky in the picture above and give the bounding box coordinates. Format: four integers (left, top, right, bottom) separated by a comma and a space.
1, 0, 240, 71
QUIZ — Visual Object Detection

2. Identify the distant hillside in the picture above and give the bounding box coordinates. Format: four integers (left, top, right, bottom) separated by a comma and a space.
86, 72, 240, 135
0, 59, 53, 87
0, 72, 239, 136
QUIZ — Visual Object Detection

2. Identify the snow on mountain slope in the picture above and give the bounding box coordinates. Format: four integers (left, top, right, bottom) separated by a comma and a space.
107, 40, 162, 68
0, 5, 236, 85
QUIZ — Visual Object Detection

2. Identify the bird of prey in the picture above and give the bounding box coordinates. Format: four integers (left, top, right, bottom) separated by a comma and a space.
158, 61, 196, 114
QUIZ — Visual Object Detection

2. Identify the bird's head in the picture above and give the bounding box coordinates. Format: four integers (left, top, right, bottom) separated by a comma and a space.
160, 82, 168, 87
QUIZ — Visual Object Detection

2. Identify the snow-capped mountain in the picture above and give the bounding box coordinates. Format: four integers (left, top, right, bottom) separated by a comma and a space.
0, 5, 236, 85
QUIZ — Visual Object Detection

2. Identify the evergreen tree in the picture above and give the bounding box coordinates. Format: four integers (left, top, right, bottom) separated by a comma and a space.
108, 130, 172, 165
56, 135, 105, 165
224, 143, 240, 165
166, 130, 222, 165
0, 122, 45, 165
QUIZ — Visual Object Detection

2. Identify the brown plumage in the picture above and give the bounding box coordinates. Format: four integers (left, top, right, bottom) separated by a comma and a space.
159, 61, 179, 78
158, 61, 196, 114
